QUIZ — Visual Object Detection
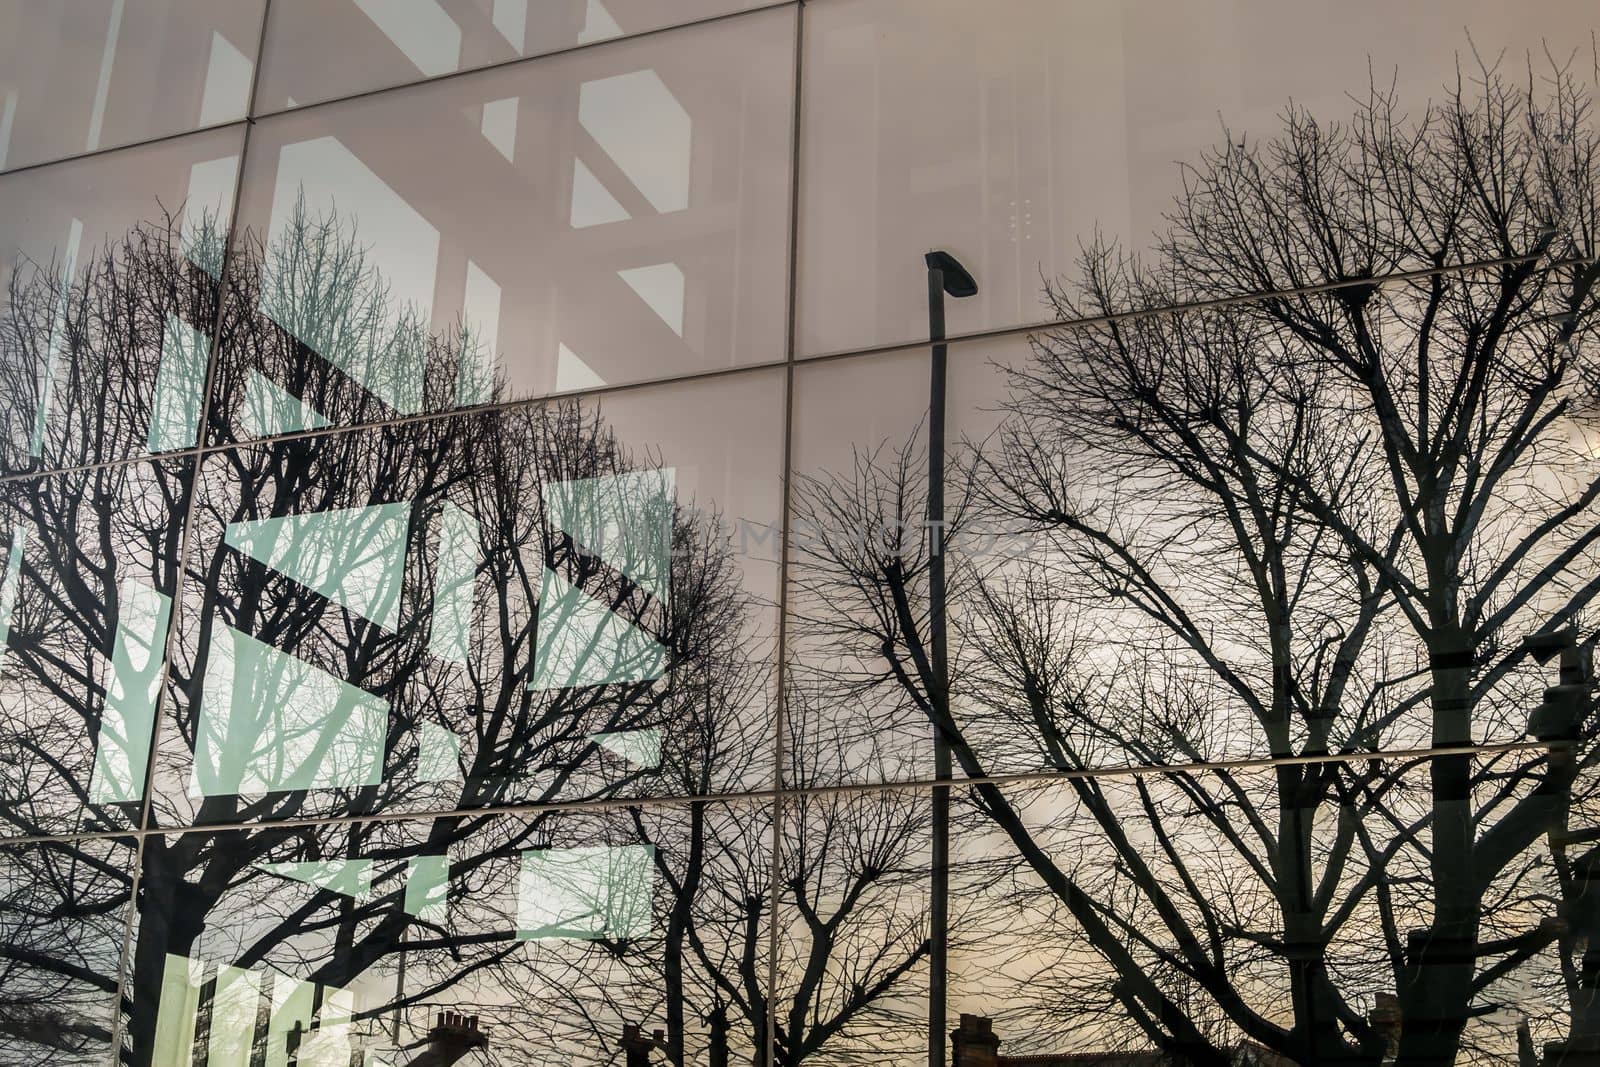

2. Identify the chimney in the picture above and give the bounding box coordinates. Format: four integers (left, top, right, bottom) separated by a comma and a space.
621, 1022, 668, 1067
1368, 994, 1401, 1064
401, 1011, 488, 1067
950, 1014, 1001, 1067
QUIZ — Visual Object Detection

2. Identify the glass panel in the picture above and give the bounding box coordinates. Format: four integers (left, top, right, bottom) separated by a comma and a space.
210, 7, 794, 444
0, 459, 189, 839
785, 340, 1058, 787
151, 371, 783, 828
774, 787, 931, 1065
0, 0, 264, 173
944, 747, 1579, 1067
788, 259, 1600, 785
785, 348, 935, 786
0, 836, 135, 1066
124, 802, 772, 1067
256, 0, 789, 113
0, 129, 244, 474
796, 0, 1600, 356
772, 745, 1583, 1065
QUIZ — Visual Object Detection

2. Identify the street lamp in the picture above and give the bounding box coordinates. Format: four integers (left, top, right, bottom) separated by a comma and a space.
925, 249, 976, 1067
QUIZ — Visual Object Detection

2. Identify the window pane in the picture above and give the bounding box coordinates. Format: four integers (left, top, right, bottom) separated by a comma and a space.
257, 0, 788, 113
944, 750, 1576, 1066
0, 129, 244, 474
0, 836, 135, 1066
0, 460, 189, 839
785, 348, 934, 787
796, 0, 1600, 356
0, 0, 264, 173
152, 372, 783, 828
774, 787, 931, 1064
774, 748, 1580, 1065
788, 262, 1600, 787
211, 7, 794, 444
124, 803, 771, 1066
784, 341, 1022, 788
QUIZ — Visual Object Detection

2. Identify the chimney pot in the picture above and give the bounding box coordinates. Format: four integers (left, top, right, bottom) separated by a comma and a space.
951, 1014, 1002, 1067
1369, 993, 1401, 1063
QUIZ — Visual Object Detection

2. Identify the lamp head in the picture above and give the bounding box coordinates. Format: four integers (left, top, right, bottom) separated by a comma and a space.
925, 250, 977, 298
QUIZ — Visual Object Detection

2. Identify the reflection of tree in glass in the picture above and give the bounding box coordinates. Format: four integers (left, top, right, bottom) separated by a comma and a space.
771, 774, 943, 1067
0, 207, 227, 472
0, 211, 215, 1057
0, 840, 124, 1065
792, 57, 1600, 1066
783, 438, 983, 1064
0, 201, 788, 1067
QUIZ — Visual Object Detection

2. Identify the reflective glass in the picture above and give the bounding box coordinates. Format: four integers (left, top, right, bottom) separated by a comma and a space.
2, 7, 1598, 1066
788, 262, 1600, 786
771, 745, 1582, 1065
0, 0, 265, 173
124, 802, 771, 1067
773, 787, 931, 1065
785, 348, 937, 786
151, 371, 783, 828
0, 835, 135, 1066
0, 460, 189, 839
211, 7, 794, 444
0, 128, 244, 474
257, 0, 789, 114
942, 749, 1580, 1067
796, 0, 1600, 356
785, 340, 1053, 786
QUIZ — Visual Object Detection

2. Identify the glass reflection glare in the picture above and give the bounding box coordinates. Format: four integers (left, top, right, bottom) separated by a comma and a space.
221, 8, 795, 436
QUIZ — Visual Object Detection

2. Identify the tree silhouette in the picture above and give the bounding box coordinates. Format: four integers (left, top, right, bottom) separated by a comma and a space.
789, 54, 1600, 1066
0, 201, 766, 1066
0, 195, 947, 1067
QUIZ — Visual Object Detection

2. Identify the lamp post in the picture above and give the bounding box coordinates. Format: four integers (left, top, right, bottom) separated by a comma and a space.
924, 249, 976, 1067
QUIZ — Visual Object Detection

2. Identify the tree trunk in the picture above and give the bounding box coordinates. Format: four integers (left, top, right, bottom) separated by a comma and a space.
124, 846, 208, 1066
707, 1005, 729, 1067
1275, 762, 1349, 1064
1396, 631, 1477, 1066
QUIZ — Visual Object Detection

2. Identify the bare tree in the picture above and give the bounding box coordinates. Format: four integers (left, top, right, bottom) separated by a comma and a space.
789, 54, 1600, 1066
0, 196, 953, 1067
0, 202, 773, 1066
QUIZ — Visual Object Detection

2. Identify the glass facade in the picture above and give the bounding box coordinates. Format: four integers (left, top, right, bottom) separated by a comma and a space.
0, 3, 1596, 1066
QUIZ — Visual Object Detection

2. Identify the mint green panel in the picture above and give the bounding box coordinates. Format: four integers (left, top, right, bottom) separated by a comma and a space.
544, 469, 673, 599
238, 368, 330, 438
516, 844, 654, 941
87, 579, 173, 804
254, 858, 375, 901
191, 625, 388, 797
528, 568, 667, 691
224, 501, 410, 630
154, 953, 364, 1067
416, 721, 461, 782
589, 728, 662, 769
429, 502, 477, 663
146, 313, 210, 453
404, 854, 450, 921
0, 526, 24, 673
